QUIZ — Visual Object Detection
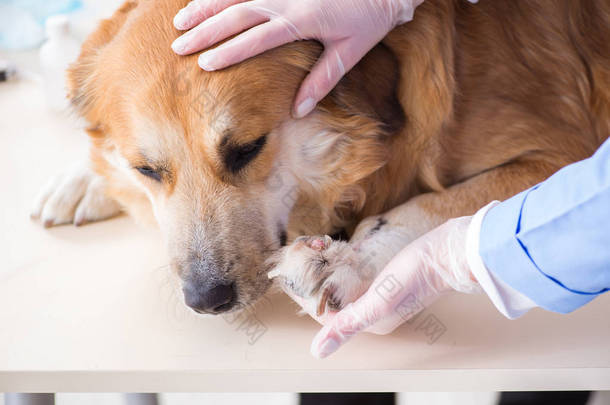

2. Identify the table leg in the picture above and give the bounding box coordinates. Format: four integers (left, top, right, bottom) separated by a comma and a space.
123, 393, 159, 405
5, 394, 55, 405
300, 393, 395, 405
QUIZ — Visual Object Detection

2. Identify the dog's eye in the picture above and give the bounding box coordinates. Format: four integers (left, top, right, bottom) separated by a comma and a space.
224, 134, 267, 173
136, 166, 162, 182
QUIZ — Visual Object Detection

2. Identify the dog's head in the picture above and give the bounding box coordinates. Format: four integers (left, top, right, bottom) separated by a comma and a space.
69, 0, 404, 313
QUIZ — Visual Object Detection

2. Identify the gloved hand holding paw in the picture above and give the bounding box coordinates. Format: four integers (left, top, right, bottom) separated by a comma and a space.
304, 217, 482, 358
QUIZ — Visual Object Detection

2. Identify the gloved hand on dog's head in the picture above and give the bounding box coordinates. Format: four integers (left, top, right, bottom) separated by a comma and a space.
171, 0, 426, 119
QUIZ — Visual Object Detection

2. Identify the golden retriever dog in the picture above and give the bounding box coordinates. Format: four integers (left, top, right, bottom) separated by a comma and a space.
32, 0, 609, 317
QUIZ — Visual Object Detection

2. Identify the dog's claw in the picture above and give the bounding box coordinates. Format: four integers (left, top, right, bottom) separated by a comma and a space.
317, 286, 332, 316
267, 268, 281, 279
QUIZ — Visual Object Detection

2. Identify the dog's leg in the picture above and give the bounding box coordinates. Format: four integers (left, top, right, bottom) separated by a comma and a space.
30, 161, 122, 227
269, 159, 560, 316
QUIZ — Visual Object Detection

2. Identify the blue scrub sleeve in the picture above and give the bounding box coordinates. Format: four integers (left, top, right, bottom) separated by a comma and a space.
479, 138, 610, 313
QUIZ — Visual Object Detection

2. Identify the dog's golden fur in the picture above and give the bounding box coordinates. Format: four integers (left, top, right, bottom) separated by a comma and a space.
58, 0, 609, 310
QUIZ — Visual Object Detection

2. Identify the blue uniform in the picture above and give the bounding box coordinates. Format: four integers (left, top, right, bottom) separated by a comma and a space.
479, 138, 610, 313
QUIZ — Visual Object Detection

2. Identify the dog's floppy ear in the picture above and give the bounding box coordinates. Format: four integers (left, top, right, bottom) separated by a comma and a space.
67, 0, 138, 114
324, 43, 406, 135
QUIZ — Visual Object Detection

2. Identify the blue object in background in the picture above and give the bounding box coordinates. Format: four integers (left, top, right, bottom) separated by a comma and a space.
0, 0, 82, 50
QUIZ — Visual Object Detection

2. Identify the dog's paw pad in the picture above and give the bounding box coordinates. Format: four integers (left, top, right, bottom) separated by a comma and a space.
306, 235, 331, 251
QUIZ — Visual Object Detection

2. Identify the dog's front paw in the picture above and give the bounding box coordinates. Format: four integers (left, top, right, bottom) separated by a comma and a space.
30, 162, 122, 227
268, 235, 371, 316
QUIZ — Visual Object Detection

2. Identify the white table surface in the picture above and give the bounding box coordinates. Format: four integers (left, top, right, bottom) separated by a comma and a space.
1, 76, 609, 393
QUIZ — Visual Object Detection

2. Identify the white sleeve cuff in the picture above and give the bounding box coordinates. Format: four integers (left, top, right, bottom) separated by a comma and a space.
465, 201, 538, 319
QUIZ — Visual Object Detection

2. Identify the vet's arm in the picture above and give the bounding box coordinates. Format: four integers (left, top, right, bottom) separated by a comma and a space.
310, 138, 610, 359
475, 137, 610, 315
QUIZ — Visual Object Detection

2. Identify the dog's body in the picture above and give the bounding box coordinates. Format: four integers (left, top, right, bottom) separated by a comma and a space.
32, 0, 610, 316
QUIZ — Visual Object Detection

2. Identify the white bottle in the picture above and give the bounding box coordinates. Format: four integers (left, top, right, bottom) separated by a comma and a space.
39, 15, 81, 112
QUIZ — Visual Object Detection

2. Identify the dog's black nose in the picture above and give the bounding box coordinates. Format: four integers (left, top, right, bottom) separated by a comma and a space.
183, 282, 236, 314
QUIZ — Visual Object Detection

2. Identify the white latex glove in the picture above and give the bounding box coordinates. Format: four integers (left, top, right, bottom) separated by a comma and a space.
309, 216, 482, 358
171, 0, 425, 118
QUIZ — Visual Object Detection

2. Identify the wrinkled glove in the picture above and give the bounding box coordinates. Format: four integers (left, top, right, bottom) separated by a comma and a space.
309, 216, 482, 358
171, 0, 425, 118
